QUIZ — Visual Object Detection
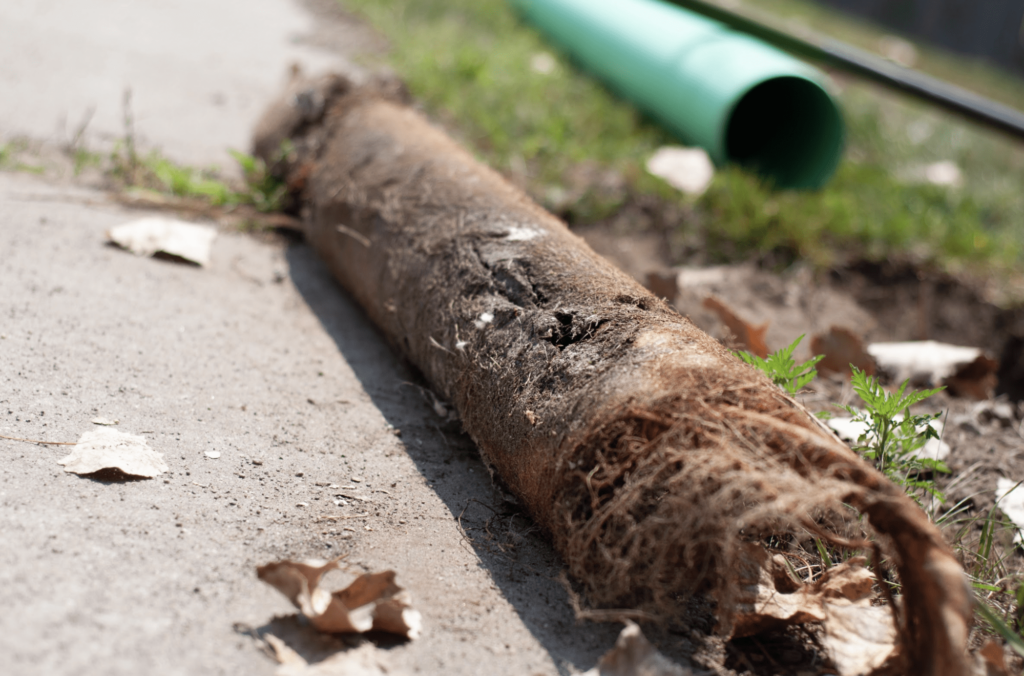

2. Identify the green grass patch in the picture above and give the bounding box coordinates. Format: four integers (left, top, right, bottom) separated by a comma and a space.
343, 0, 676, 222
104, 141, 287, 215
340, 0, 1024, 273
0, 139, 46, 175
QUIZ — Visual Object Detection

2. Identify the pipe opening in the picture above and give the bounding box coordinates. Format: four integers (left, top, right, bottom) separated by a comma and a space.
725, 76, 843, 190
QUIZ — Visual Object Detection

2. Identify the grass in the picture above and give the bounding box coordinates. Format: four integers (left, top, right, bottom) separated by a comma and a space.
1, 87, 286, 223
101, 94, 286, 214
343, 0, 676, 223
340, 0, 1024, 275
97, 143, 287, 219
0, 139, 46, 175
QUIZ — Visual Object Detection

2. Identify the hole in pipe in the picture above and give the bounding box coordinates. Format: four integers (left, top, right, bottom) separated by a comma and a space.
725, 76, 844, 190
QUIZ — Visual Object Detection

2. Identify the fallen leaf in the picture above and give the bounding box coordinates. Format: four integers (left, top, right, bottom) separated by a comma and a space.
867, 341, 990, 388
645, 146, 715, 196
703, 296, 769, 358
205, 450, 221, 459
582, 621, 694, 676
90, 417, 119, 426
257, 558, 421, 640
58, 428, 168, 478
822, 602, 899, 676
727, 544, 897, 676
976, 639, 1011, 676
944, 355, 1000, 401
644, 271, 679, 305
107, 217, 217, 266
811, 326, 876, 377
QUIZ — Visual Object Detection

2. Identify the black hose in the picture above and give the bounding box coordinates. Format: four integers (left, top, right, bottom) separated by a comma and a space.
668, 0, 1024, 140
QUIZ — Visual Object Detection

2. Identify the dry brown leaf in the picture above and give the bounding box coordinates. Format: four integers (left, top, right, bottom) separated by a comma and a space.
727, 545, 896, 676
944, 355, 1000, 401
975, 640, 1010, 676
812, 326, 876, 377
645, 271, 679, 305
58, 428, 167, 478
583, 622, 694, 676
257, 558, 421, 640
702, 295, 769, 358
822, 603, 899, 676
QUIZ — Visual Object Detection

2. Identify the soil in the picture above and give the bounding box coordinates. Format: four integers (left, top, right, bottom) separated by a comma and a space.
1, 0, 1021, 675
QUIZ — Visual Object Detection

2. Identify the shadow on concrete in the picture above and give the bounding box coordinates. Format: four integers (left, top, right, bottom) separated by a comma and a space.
285, 242, 623, 674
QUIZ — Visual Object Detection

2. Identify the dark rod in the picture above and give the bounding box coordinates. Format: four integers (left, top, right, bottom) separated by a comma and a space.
667, 0, 1024, 140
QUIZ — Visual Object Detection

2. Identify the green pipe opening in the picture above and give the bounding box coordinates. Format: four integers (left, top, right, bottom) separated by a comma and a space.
726, 76, 844, 189
511, 0, 845, 189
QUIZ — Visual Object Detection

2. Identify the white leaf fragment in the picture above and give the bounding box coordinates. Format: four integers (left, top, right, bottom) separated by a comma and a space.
58, 428, 168, 478
107, 217, 217, 266
205, 450, 221, 459
645, 146, 715, 196
867, 340, 982, 384
583, 622, 693, 676
996, 478, 1024, 544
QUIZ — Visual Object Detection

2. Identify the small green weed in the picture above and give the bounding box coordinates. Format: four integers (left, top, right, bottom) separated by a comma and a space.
104, 143, 286, 215
734, 334, 822, 395
229, 149, 288, 213
0, 139, 46, 175
839, 368, 949, 502
71, 147, 103, 176
733, 340, 948, 502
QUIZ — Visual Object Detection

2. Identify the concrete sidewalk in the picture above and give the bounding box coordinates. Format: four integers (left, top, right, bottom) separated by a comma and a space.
0, 2, 621, 674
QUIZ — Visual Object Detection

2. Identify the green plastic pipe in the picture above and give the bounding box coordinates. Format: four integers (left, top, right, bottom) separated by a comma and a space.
510, 0, 844, 189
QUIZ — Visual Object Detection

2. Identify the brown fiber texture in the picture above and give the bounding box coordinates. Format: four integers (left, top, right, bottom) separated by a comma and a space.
253, 74, 972, 676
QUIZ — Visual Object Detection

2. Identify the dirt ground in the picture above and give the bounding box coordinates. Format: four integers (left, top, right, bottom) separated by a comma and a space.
3, 1, 1024, 675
